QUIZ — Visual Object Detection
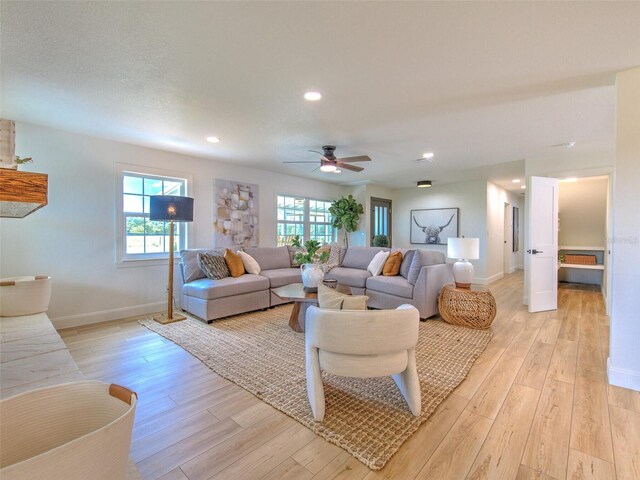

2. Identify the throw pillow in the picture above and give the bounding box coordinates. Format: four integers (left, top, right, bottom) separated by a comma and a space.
382, 251, 403, 276
224, 249, 245, 277
325, 242, 342, 272
181, 249, 224, 283
197, 252, 230, 280
238, 251, 261, 274
400, 249, 416, 279
317, 284, 368, 310
367, 250, 390, 276
407, 249, 447, 285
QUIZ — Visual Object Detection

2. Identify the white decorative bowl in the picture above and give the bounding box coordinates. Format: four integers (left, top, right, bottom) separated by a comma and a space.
0, 276, 51, 317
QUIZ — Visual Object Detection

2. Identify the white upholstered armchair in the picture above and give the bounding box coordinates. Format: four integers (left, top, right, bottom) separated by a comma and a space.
304, 304, 421, 421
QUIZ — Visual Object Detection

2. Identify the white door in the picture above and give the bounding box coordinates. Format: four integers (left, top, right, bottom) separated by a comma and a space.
527, 176, 559, 312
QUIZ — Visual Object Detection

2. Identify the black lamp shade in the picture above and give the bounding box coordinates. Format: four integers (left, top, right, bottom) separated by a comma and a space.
150, 195, 194, 222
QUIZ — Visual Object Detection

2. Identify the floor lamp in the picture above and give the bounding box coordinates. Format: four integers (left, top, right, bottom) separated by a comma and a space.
150, 195, 194, 324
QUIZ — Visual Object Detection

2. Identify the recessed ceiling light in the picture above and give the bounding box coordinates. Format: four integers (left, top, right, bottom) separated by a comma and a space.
206, 136, 221, 143
320, 164, 337, 172
554, 141, 576, 148
417, 180, 432, 188
512, 179, 521, 183
521, 185, 526, 189
422, 152, 434, 159
304, 91, 322, 101
333, 169, 342, 174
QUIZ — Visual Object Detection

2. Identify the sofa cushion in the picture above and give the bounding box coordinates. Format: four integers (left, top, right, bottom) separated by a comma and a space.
367, 251, 390, 276
324, 267, 372, 288
260, 268, 302, 288
183, 274, 269, 300
383, 251, 403, 276
341, 247, 389, 270
407, 249, 447, 285
400, 250, 415, 279
181, 248, 225, 283
197, 252, 230, 280
287, 246, 305, 267
317, 284, 368, 310
243, 247, 291, 271
225, 249, 246, 277
366, 275, 414, 299
239, 251, 261, 274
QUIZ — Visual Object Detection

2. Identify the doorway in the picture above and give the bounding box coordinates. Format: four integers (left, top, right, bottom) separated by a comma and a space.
371, 197, 392, 246
503, 202, 511, 275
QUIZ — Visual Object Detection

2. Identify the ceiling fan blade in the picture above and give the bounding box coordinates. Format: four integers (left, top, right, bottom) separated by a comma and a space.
283, 161, 320, 164
336, 155, 371, 163
308, 149, 324, 155
337, 163, 364, 172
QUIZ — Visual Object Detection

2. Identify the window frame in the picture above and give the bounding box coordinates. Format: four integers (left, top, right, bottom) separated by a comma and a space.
116, 164, 193, 265
276, 194, 336, 246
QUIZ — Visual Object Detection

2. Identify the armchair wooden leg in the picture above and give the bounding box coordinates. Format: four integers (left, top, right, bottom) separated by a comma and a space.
305, 345, 325, 421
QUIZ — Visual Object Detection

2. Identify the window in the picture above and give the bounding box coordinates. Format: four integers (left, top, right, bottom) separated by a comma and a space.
276, 195, 335, 246
117, 166, 190, 262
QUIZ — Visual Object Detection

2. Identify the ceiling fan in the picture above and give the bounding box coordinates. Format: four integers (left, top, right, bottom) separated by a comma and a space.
283, 145, 371, 173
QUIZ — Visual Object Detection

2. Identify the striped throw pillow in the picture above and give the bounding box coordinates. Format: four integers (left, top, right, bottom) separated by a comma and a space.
197, 252, 230, 280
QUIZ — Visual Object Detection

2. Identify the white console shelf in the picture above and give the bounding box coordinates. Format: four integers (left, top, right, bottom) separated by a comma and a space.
559, 263, 604, 270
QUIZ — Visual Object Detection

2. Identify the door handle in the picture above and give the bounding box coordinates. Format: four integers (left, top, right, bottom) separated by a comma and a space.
527, 249, 543, 254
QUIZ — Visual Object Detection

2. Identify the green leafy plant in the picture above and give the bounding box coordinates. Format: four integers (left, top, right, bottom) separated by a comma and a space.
15, 156, 33, 165
372, 234, 389, 247
329, 194, 364, 247
291, 236, 329, 264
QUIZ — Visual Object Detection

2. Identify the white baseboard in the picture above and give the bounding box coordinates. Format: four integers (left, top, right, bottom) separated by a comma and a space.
508, 266, 519, 274
608, 358, 640, 392
601, 285, 608, 314
518, 265, 524, 270
474, 272, 505, 285
51, 301, 165, 330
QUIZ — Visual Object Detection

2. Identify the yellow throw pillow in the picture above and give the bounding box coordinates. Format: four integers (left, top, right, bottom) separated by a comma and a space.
317, 284, 368, 310
224, 249, 245, 277
383, 251, 403, 276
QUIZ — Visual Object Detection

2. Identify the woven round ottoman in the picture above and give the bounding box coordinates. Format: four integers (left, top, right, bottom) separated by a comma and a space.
438, 284, 496, 329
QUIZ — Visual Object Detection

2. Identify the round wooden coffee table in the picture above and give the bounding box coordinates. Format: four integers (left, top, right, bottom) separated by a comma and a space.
271, 283, 351, 333
438, 283, 497, 329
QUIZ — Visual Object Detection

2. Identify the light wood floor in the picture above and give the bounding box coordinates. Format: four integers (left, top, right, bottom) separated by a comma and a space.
59, 272, 640, 480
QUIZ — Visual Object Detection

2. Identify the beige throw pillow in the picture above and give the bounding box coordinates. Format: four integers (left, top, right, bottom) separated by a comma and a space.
317, 284, 368, 310
238, 251, 261, 274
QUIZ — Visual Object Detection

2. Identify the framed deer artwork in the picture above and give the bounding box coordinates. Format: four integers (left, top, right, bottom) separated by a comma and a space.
410, 208, 459, 245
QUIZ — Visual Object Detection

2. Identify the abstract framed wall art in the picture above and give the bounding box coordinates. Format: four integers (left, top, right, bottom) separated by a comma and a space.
213, 179, 259, 248
410, 207, 459, 245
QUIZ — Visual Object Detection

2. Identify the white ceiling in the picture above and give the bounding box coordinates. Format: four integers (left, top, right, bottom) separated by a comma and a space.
2, 2, 639, 190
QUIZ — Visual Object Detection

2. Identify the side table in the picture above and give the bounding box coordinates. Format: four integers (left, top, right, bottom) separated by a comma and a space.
438, 283, 497, 329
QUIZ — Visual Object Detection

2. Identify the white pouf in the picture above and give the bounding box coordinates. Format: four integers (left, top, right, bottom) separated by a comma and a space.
0, 276, 51, 317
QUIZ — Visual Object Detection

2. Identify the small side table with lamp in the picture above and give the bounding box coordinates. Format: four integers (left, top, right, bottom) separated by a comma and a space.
440, 237, 496, 329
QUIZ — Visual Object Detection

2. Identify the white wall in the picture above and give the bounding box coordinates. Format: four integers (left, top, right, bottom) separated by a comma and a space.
558, 177, 608, 247
392, 180, 489, 282
486, 182, 524, 282
609, 67, 640, 392
0, 123, 343, 327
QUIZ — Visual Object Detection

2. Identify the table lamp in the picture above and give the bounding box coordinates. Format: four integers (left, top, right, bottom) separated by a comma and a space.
150, 195, 194, 324
447, 237, 479, 289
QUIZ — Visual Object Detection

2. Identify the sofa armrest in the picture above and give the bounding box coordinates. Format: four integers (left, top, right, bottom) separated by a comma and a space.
413, 263, 454, 318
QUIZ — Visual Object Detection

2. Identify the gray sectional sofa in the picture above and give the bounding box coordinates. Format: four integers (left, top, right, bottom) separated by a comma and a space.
178, 245, 452, 322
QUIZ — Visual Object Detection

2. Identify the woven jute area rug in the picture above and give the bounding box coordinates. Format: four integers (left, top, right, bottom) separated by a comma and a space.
140, 305, 492, 470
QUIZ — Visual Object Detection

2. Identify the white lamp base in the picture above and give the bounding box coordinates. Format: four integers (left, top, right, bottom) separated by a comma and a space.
453, 259, 474, 289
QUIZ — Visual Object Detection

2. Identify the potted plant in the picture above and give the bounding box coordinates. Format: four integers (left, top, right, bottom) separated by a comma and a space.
372, 234, 389, 247
329, 195, 364, 247
291, 236, 330, 291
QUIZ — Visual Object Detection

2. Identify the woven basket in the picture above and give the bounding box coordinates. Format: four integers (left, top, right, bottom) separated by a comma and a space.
564, 254, 596, 265
438, 285, 497, 329
0, 381, 137, 480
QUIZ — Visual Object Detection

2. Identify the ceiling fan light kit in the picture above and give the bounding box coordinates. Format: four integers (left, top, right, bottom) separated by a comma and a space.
284, 145, 371, 173
417, 180, 432, 188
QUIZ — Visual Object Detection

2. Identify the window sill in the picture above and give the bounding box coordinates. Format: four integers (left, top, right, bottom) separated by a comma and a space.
116, 255, 179, 268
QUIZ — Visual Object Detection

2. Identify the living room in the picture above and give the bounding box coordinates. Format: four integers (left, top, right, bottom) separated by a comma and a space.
1, 2, 640, 480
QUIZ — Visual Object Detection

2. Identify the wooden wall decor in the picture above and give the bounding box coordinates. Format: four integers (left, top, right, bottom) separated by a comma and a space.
0, 169, 48, 218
